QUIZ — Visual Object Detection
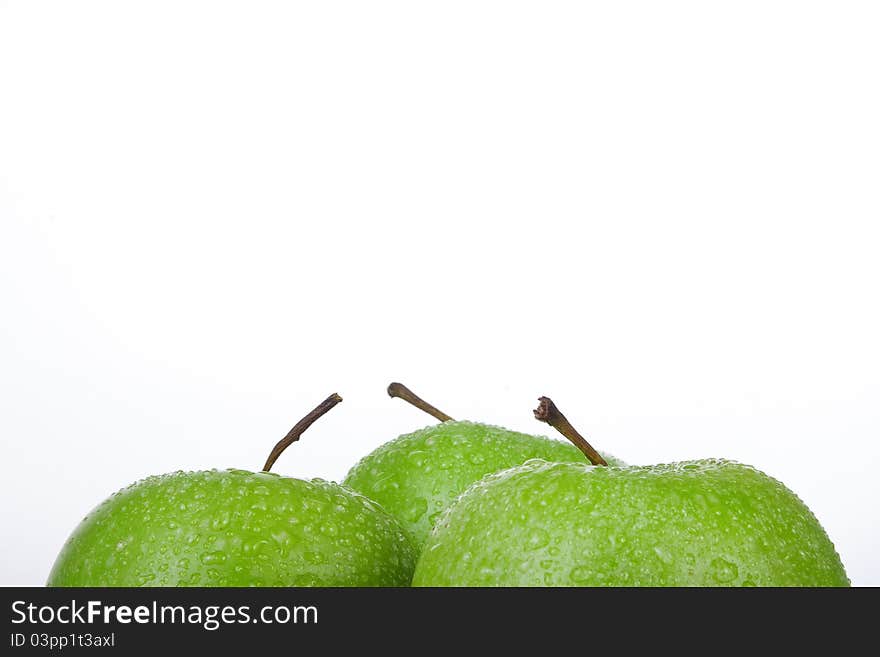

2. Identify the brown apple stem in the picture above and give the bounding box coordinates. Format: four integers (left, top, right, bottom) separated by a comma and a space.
262, 393, 343, 472
533, 396, 607, 466
387, 382, 454, 422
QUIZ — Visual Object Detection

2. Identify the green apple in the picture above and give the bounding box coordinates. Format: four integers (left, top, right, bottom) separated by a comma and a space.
411, 397, 849, 586
48, 394, 416, 587
343, 384, 623, 550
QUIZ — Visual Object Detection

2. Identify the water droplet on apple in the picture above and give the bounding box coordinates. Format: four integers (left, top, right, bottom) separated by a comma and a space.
136, 572, 155, 585
304, 550, 326, 565
200, 551, 227, 565
708, 557, 738, 583
526, 528, 550, 550
209, 511, 230, 531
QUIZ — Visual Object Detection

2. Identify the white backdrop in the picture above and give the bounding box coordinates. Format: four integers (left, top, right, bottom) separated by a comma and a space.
1, 2, 877, 586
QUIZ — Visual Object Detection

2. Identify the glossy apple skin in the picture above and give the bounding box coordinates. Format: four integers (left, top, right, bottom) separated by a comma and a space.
47, 469, 416, 586
412, 459, 849, 586
343, 420, 624, 549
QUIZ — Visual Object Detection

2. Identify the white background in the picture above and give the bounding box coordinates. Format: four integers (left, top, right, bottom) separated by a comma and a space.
1, 2, 877, 586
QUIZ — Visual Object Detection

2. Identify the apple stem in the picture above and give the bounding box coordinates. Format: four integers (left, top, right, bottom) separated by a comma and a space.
387, 382, 454, 422
533, 396, 607, 466
262, 393, 343, 472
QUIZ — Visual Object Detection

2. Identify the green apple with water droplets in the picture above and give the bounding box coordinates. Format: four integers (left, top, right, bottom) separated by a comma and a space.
411, 398, 849, 586
343, 384, 624, 549
48, 469, 415, 586
47, 394, 416, 586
